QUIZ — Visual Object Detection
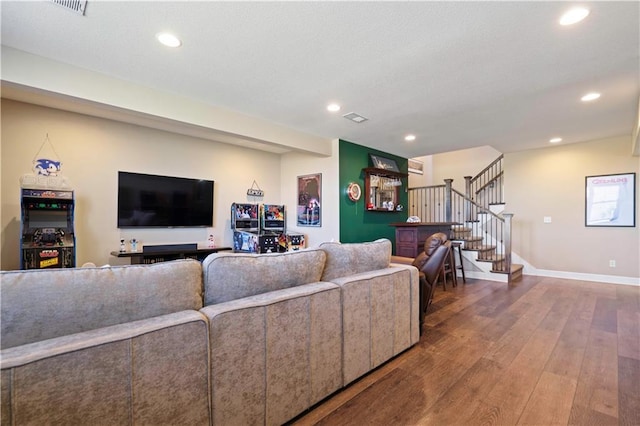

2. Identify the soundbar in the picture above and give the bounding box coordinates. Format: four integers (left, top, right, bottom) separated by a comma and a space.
142, 243, 198, 253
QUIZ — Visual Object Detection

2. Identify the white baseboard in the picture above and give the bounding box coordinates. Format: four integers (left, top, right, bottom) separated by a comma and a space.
530, 269, 640, 286
457, 268, 639, 286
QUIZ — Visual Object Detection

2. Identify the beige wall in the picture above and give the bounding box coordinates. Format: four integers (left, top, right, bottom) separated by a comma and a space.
280, 144, 341, 246
409, 145, 502, 190
505, 136, 640, 279
3, 99, 638, 281
1, 100, 338, 269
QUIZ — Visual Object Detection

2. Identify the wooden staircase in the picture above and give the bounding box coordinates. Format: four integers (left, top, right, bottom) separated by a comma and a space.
408, 155, 524, 283
451, 224, 523, 282
451, 208, 524, 282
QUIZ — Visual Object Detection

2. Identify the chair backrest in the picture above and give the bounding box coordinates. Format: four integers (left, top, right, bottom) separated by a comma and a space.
423, 232, 448, 255
421, 244, 450, 285
412, 232, 448, 270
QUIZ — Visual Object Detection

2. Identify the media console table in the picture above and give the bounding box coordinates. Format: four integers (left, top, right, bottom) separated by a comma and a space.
390, 222, 459, 258
110, 246, 232, 265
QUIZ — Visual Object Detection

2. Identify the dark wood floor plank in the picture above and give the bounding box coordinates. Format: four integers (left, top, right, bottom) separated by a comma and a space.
591, 296, 619, 333
424, 280, 503, 327
617, 309, 640, 360
473, 326, 563, 425
568, 406, 618, 426
483, 289, 558, 368
419, 357, 503, 425
291, 277, 638, 426
569, 329, 618, 424
618, 355, 640, 426
517, 371, 577, 425
616, 284, 640, 313
544, 292, 597, 378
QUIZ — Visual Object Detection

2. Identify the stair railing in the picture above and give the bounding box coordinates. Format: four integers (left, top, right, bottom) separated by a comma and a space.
464, 154, 504, 212
408, 181, 513, 280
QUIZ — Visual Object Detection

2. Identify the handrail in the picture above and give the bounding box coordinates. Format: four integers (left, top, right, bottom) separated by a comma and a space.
471, 154, 504, 182
465, 155, 504, 208
451, 189, 504, 222
474, 171, 504, 195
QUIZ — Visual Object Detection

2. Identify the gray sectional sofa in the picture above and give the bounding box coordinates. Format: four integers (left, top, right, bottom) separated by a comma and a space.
1, 239, 419, 425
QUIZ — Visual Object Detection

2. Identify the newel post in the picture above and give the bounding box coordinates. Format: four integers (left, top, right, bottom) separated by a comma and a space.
444, 179, 453, 222
503, 212, 514, 281
464, 176, 472, 222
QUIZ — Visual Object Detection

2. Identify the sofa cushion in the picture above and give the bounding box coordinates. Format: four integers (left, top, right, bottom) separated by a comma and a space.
319, 239, 391, 281
201, 248, 327, 305
0, 259, 203, 349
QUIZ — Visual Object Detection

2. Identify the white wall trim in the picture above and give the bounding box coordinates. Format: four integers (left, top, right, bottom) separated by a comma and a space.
530, 269, 640, 286
457, 266, 639, 286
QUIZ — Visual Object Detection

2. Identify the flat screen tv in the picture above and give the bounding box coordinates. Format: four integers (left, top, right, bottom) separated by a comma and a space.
117, 171, 214, 228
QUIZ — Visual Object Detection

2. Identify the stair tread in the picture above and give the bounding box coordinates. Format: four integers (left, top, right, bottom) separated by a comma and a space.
455, 236, 483, 242
491, 263, 524, 274
478, 253, 505, 261
462, 245, 496, 252
477, 258, 505, 264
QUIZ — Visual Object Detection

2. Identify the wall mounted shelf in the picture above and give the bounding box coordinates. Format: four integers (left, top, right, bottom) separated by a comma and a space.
363, 167, 408, 212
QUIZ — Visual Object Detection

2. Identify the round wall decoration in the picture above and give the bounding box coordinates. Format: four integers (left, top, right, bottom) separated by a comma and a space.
347, 182, 362, 202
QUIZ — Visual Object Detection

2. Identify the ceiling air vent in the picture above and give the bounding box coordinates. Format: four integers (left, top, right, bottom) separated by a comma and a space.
342, 112, 369, 124
50, 0, 87, 15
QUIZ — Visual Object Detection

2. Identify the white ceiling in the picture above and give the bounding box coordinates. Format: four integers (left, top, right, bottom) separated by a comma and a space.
1, 1, 639, 158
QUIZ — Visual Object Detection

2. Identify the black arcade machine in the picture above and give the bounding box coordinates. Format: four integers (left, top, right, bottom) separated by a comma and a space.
20, 188, 76, 269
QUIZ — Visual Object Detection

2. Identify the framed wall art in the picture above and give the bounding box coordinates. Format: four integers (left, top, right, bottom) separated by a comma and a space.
369, 154, 400, 172
408, 158, 424, 175
585, 172, 636, 227
297, 173, 322, 227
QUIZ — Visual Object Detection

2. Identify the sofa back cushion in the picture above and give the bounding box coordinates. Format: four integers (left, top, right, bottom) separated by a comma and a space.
0, 259, 203, 349
319, 239, 391, 281
202, 249, 327, 305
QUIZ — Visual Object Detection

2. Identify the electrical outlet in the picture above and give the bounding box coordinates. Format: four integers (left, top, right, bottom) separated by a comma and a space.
543, 216, 552, 223
609, 260, 616, 268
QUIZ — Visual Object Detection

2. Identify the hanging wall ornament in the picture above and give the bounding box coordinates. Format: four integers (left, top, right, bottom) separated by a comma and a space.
247, 180, 264, 197
20, 133, 72, 190
32, 134, 62, 176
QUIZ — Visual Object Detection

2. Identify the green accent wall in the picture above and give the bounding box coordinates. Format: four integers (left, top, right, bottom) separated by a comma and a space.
339, 139, 408, 252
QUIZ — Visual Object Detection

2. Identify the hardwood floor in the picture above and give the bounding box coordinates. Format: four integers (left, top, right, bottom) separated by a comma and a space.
291, 276, 640, 425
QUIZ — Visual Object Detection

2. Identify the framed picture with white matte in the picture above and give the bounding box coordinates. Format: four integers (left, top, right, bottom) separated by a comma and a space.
585, 172, 636, 227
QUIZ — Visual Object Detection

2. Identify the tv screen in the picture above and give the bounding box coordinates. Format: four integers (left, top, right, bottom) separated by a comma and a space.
117, 171, 214, 228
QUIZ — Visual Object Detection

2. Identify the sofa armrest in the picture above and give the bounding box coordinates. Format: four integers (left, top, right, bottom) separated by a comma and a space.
1, 310, 210, 425
329, 266, 419, 384
1, 310, 207, 369
201, 282, 343, 426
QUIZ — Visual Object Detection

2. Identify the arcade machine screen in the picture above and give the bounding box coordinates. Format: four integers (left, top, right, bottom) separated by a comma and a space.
261, 204, 285, 232
231, 203, 259, 231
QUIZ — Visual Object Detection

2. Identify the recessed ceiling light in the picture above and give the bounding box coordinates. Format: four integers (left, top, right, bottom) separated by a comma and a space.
156, 32, 182, 48
581, 92, 601, 102
549, 137, 563, 143
404, 134, 416, 142
560, 7, 590, 26
327, 103, 341, 112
